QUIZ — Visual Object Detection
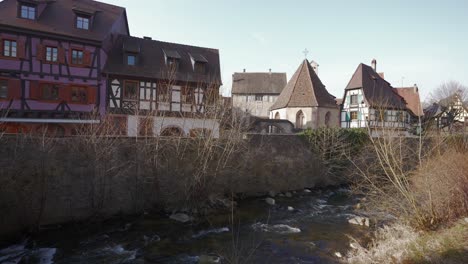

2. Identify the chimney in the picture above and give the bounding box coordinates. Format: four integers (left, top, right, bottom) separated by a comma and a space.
143, 36, 152, 40
371, 59, 377, 71
243, 68, 246, 73
269, 68, 271, 73
414, 84, 418, 93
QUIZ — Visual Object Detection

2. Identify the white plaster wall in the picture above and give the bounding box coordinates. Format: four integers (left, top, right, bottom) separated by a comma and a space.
270, 107, 314, 129
233, 94, 278, 118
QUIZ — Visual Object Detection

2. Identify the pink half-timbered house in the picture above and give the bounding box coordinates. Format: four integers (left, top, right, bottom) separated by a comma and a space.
0, 0, 129, 135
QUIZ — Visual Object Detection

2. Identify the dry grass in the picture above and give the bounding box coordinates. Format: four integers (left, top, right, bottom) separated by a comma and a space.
346, 220, 468, 264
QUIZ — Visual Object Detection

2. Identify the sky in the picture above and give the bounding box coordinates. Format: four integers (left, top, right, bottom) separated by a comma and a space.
100, 0, 468, 101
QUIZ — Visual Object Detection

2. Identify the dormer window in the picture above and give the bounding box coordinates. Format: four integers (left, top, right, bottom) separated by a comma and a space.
163, 49, 181, 70
189, 53, 208, 74
20, 3, 36, 20
127, 54, 136, 66
76, 15, 90, 30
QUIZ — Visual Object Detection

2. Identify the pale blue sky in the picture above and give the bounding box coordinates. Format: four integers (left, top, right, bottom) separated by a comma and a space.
101, 0, 468, 101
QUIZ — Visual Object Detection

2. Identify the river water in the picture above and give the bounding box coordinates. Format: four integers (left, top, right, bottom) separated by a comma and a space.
0, 188, 371, 264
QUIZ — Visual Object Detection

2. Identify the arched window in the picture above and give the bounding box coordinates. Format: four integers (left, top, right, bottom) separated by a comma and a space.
274, 112, 280, 119
296, 110, 305, 129
325, 111, 331, 127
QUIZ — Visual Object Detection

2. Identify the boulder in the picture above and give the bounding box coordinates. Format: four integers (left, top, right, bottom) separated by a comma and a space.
268, 190, 276, 198
265, 198, 275, 206
169, 213, 192, 223
287, 206, 294, 211
304, 189, 312, 193
350, 242, 359, 249
348, 216, 370, 227
285, 192, 293, 198
278, 193, 285, 197
334, 252, 343, 258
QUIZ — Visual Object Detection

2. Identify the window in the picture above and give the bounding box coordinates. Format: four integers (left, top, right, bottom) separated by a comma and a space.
194, 62, 205, 73
3, 40, 17, 57
41, 83, 59, 100
350, 95, 358, 105
397, 111, 404, 122
167, 57, 178, 69
158, 85, 169, 102
20, 4, 36, 20
181, 87, 193, 103
124, 81, 138, 100
45, 46, 58, 62
71, 49, 84, 65
375, 110, 384, 121
71, 86, 87, 103
325, 111, 331, 127
255, 95, 263, 101
296, 110, 305, 129
76, 16, 90, 30
350, 111, 358, 120
0, 80, 7, 99
127, 55, 136, 66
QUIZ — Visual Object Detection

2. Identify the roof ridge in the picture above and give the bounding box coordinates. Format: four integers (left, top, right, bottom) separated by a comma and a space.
122, 35, 219, 52
284, 59, 306, 107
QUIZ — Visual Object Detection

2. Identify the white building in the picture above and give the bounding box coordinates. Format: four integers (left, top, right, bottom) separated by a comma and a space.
270, 59, 339, 129
231, 70, 287, 118
340, 60, 414, 135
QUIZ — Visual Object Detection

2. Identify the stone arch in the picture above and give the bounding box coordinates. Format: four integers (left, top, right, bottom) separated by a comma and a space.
296, 110, 305, 129
160, 126, 184, 137
274, 112, 280, 119
325, 111, 331, 127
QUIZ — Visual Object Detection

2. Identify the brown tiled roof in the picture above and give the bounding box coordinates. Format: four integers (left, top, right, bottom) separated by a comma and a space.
395, 86, 423, 116
345, 63, 406, 109
0, 0, 128, 42
270, 59, 337, 110
103, 35, 222, 85
231, 72, 287, 95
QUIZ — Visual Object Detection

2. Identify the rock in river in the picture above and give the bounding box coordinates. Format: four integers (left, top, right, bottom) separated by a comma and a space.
285, 192, 293, 198
265, 197, 275, 205
348, 216, 370, 227
169, 213, 192, 223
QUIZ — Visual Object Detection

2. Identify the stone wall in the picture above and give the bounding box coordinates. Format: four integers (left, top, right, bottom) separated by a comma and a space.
0, 134, 336, 241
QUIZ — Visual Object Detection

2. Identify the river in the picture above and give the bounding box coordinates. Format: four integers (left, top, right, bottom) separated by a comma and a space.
0, 187, 372, 264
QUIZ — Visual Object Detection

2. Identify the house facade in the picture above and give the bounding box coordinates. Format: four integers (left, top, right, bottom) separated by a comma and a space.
340, 60, 411, 135
103, 35, 222, 137
424, 93, 468, 133
0, 0, 129, 135
231, 71, 287, 118
270, 59, 339, 129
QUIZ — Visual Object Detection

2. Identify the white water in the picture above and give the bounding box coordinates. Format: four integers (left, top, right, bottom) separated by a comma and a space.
252, 223, 302, 234
192, 227, 230, 238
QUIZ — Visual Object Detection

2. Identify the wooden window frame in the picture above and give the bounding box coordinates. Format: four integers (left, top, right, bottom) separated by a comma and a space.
158, 85, 170, 103
2, 39, 17, 58
350, 94, 358, 105
70, 86, 88, 104
194, 62, 206, 73
76, 15, 90, 30
19, 3, 36, 20
70, 48, 84, 66
350, 111, 358, 121
123, 80, 139, 100
181, 86, 194, 104
39, 82, 61, 102
45, 46, 59, 63
255, 94, 263, 101
0, 78, 8, 100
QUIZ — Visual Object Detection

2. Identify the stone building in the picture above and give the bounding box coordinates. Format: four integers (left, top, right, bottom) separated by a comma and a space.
231, 70, 287, 118
269, 59, 339, 129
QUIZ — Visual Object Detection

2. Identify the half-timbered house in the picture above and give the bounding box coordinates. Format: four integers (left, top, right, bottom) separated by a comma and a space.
103, 35, 222, 137
0, 0, 129, 135
340, 60, 412, 135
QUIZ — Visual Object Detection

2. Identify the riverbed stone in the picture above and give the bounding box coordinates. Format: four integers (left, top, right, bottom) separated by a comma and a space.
265, 198, 275, 205
268, 191, 276, 197
169, 213, 192, 223
334, 252, 343, 258
285, 192, 293, 198
287, 206, 294, 211
304, 189, 312, 193
348, 216, 370, 227
199, 254, 221, 263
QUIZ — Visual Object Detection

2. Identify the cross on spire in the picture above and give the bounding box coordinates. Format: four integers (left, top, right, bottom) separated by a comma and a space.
303, 48, 309, 59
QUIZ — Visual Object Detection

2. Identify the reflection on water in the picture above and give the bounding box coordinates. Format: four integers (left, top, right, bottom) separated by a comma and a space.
0, 188, 372, 264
